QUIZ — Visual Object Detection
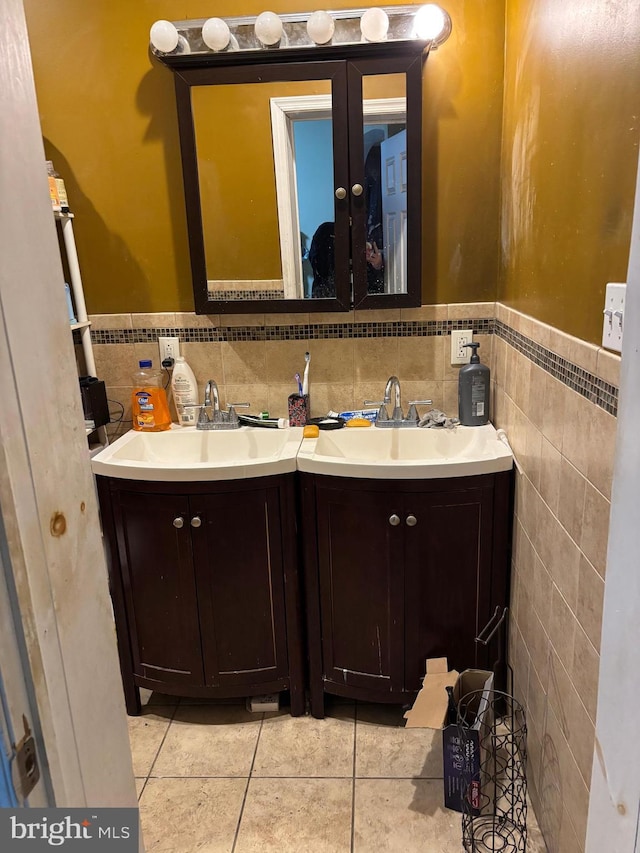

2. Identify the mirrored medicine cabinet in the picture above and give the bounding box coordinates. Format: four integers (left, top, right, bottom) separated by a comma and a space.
154, 12, 433, 314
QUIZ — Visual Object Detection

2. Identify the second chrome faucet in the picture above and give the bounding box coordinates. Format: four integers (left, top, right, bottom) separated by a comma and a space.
365, 376, 432, 427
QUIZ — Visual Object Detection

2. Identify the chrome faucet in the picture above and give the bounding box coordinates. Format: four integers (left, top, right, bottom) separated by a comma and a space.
204, 379, 221, 414
384, 375, 403, 421
188, 378, 249, 430
365, 375, 432, 428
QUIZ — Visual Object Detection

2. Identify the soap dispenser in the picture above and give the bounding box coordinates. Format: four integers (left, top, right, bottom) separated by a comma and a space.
458, 342, 490, 426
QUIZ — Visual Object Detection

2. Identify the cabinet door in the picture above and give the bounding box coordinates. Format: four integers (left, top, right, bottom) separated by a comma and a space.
175, 61, 353, 313
348, 56, 423, 310
114, 491, 204, 686
191, 486, 289, 688
315, 484, 405, 692
403, 486, 494, 691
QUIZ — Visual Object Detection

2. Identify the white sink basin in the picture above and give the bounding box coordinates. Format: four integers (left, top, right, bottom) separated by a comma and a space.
91, 426, 304, 482
296, 423, 513, 479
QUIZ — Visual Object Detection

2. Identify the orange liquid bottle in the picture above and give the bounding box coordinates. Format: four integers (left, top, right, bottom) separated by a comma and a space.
131, 360, 172, 432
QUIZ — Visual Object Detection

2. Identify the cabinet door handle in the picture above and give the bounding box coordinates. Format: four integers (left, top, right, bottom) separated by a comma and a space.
351, 183, 364, 197
389, 514, 400, 526
335, 186, 347, 200
190, 516, 202, 528
172, 517, 184, 529
406, 515, 417, 527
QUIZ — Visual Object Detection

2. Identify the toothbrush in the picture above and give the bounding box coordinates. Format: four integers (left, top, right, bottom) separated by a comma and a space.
302, 351, 310, 395
295, 372, 303, 396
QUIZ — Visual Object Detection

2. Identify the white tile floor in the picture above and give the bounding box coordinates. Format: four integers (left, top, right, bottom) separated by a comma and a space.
131, 692, 547, 852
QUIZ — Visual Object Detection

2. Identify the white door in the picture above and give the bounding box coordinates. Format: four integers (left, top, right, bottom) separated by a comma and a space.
586, 149, 640, 852
1, 0, 139, 819
380, 130, 408, 295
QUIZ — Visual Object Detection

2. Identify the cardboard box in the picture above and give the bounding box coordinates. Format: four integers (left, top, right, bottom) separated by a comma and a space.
404, 658, 494, 815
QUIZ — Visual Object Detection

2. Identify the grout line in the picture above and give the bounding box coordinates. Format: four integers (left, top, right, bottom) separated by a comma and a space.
231, 712, 264, 853
351, 704, 357, 853
141, 773, 443, 780
144, 702, 180, 779
352, 775, 444, 780
144, 773, 358, 779
136, 777, 148, 801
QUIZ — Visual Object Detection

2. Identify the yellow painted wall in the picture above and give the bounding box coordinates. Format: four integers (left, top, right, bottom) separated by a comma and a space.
23, 0, 505, 314
500, 0, 640, 342
193, 79, 333, 282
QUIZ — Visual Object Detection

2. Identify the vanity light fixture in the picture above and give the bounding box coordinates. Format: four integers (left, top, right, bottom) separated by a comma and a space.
149, 5, 452, 63
413, 3, 452, 46
149, 19, 179, 53
254, 11, 284, 45
360, 8, 390, 42
306, 10, 335, 45
202, 18, 232, 51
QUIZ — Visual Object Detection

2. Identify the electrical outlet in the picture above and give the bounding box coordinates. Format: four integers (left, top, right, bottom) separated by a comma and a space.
451, 330, 472, 365
158, 336, 180, 364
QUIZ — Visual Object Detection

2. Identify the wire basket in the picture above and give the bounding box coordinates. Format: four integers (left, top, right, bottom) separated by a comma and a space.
457, 689, 528, 853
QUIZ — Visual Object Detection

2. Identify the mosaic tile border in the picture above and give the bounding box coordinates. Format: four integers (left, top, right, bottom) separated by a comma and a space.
86, 315, 618, 416
89, 318, 492, 345
494, 320, 618, 416
208, 290, 285, 301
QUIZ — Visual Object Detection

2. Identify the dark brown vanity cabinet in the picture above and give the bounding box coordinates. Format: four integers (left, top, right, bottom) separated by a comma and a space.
96, 475, 305, 716
300, 472, 512, 718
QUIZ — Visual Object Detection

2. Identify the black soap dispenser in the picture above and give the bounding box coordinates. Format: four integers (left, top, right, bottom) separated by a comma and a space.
458, 342, 490, 426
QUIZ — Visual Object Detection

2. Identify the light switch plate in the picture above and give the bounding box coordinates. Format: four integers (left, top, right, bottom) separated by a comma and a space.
602, 283, 626, 353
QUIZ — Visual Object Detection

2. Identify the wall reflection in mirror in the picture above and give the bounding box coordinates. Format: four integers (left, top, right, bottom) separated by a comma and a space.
191, 74, 406, 303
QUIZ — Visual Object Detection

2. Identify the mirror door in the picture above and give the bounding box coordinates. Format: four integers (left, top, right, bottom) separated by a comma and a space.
348, 57, 423, 309
176, 62, 351, 313
174, 54, 423, 314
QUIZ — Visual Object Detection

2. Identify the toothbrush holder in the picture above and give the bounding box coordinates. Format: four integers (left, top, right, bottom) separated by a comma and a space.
288, 393, 310, 426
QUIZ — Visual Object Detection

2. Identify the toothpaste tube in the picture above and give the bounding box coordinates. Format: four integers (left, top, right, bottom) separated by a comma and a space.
337, 408, 378, 423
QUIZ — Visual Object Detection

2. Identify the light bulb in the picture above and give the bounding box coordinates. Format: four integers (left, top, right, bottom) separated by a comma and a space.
414, 5, 449, 43
360, 8, 389, 43
150, 20, 179, 53
202, 18, 231, 51
255, 11, 283, 46
307, 11, 335, 45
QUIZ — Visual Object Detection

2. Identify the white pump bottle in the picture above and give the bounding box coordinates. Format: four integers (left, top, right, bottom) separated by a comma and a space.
171, 356, 199, 426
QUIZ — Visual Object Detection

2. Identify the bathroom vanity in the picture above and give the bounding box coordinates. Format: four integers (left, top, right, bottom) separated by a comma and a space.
93, 421, 513, 718
93, 428, 306, 716
296, 423, 514, 717
300, 470, 512, 718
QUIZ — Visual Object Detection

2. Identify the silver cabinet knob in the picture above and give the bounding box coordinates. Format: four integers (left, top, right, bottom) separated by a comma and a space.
173, 517, 184, 529
406, 515, 417, 527
335, 187, 347, 200
351, 183, 364, 196
190, 516, 202, 528
389, 514, 400, 526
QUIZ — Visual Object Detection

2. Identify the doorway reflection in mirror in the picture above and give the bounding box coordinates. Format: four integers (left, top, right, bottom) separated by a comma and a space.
308, 221, 385, 299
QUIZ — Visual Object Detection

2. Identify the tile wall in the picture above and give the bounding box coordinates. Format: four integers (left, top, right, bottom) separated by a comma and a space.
88, 301, 620, 852
492, 304, 619, 853
87, 303, 495, 437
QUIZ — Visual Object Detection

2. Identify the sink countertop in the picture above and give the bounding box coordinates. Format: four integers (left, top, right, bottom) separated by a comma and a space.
296, 422, 513, 479
90, 425, 304, 482
91, 422, 513, 482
